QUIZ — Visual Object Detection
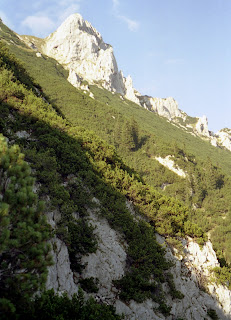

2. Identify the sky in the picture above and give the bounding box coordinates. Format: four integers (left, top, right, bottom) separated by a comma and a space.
1, 0, 231, 132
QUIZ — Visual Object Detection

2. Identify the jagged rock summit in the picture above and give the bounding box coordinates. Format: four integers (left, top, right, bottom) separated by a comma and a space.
39, 15, 207, 126
21, 13, 231, 152
42, 13, 135, 98
41, 13, 186, 113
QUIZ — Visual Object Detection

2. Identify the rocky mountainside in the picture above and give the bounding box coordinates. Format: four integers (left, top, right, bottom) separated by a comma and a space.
19, 13, 231, 152
1, 15, 231, 320
46, 197, 231, 320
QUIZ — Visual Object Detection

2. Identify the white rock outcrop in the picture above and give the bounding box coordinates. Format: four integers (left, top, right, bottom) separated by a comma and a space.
183, 239, 231, 317
138, 96, 184, 120
44, 196, 231, 319
80, 205, 127, 303
115, 299, 164, 320
155, 155, 187, 178
42, 13, 127, 95
39, 13, 150, 106
15, 130, 31, 139
123, 75, 140, 105
184, 238, 219, 273
45, 207, 78, 295
81, 223, 231, 319
216, 129, 231, 151
195, 115, 210, 137
157, 236, 231, 320
67, 68, 82, 88
46, 238, 78, 296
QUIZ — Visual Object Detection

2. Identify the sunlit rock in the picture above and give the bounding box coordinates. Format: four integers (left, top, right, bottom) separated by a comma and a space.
216, 128, 231, 151
195, 115, 210, 137
42, 14, 126, 95
138, 96, 184, 120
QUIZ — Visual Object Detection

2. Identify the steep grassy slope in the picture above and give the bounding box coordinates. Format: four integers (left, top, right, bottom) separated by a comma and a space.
1, 19, 231, 297
1, 40, 213, 318
1, 21, 231, 175
2, 22, 231, 266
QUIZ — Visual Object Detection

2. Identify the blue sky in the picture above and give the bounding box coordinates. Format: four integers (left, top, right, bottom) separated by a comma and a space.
1, 0, 231, 132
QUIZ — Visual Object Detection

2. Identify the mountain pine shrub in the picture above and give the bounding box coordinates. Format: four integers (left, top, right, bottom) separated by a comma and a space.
0, 134, 52, 317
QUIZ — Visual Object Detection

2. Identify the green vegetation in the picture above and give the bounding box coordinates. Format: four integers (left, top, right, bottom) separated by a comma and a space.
0, 42, 124, 319
166, 273, 184, 299
79, 277, 99, 293
4, 289, 123, 320
212, 266, 231, 289
0, 42, 192, 302
157, 301, 171, 316
185, 115, 198, 125
12, 37, 231, 268
2, 21, 231, 175
2, 21, 231, 265
207, 308, 219, 320
0, 41, 191, 312
1, 18, 231, 315
0, 134, 52, 316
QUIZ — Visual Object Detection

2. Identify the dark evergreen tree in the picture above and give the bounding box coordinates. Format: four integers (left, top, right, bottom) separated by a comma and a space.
0, 134, 52, 317
130, 117, 139, 150
121, 118, 139, 151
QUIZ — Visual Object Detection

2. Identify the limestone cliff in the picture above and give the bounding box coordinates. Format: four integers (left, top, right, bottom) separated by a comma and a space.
194, 115, 210, 137
41, 13, 138, 104
216, 128, 231, 151
46, 197, 231, 320
137, 96, 184, 120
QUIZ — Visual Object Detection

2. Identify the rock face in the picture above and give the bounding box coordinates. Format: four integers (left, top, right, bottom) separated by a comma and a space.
41, 14, 184, 114
42, 14, 124, 93
138, 96, 184, 120
195, 115, 210, 137
184, 239, 231, 317
40, 14, 149, 105
45, 208, 78, 295
45, 195, 231, 319
80, 203, 127, 303
42, 13, 135, 98
216, 128, 231, 151
155, 236, 231, 320
67, 68, 82, 88
15, 14, 231, 153
122, 75, 140, 105
46, 237, 78, 296
155, 155, 187, 178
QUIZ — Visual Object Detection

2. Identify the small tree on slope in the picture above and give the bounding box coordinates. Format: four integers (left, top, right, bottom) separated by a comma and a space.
0, 134, 52, 317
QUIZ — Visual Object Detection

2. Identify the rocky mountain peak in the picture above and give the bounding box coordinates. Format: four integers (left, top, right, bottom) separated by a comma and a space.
62, 13, 102, 40
40, 13, 141, 103
46, 13, 103, 48
21, 13, 231, 153
42, 13, 126, 95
